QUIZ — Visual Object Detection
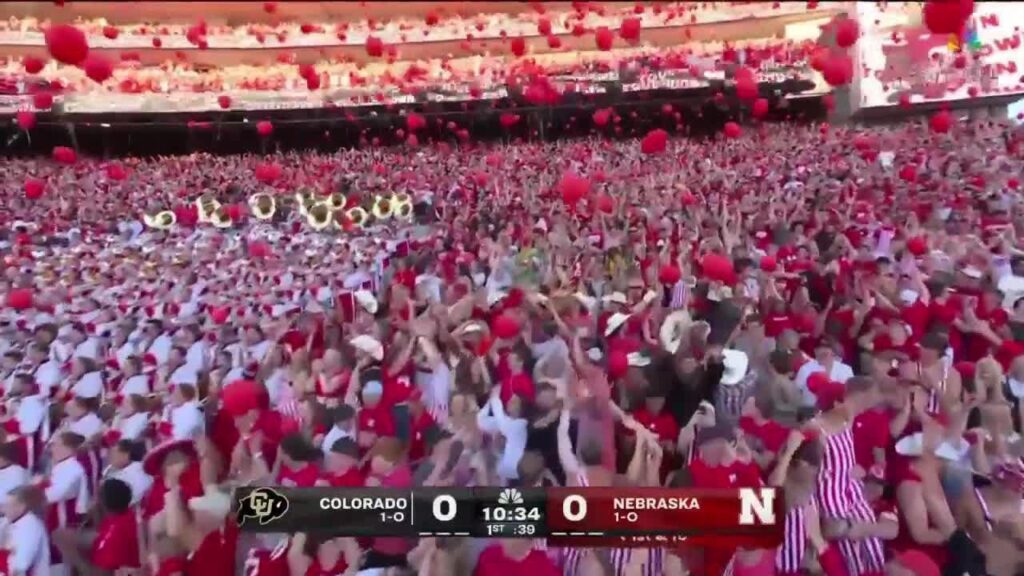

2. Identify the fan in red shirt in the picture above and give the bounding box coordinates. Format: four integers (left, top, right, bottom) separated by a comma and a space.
161, 458, 238, 576
474, 540, 560, 576
283, 533, 361, 576
407, 390, 437, 462
499, 348, 536, 405
51, 477, 140, 573
356, 378, 396, 450
631, 387, 680, 447
275, 433, 322, 487
210, 380, 284, 477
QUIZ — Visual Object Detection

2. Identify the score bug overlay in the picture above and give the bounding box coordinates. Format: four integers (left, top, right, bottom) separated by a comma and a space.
232, 487, 783, 546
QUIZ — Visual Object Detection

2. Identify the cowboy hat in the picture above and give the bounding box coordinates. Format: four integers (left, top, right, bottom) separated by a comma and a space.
720, 349, 750, 386
604, 313, 631, 337
350, 335, 384, 362
659, 310, 692, 354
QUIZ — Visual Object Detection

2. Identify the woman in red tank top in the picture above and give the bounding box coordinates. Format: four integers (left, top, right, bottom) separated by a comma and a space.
285, 533, 361, 576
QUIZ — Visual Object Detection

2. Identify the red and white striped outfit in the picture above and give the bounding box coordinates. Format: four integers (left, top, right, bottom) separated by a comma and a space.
775, 499, 813, 574
817, 427, 885, 575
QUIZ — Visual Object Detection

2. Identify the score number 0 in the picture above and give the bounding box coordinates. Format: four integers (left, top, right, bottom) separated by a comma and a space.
432, 494, 458, 522
562, 494, 588, 522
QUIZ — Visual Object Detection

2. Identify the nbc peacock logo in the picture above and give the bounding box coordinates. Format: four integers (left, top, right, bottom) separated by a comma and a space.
497, 488, 524, 505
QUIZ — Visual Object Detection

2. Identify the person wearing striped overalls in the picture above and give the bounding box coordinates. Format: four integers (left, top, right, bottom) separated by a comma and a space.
812, 376, 890, 576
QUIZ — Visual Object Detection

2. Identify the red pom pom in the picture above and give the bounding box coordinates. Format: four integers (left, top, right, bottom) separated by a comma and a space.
701, 254, 735, 283
595, 26, 614, 50
607, 349, 629, 379
218, 95, 231, 109
16, 110, 36, 131
5, 288, 34, 311
23, 56, 45, 74
906, 236, 928, 256
52, 146, 76, 164
492, 314, 521, 340
151, 37, 162, 48
592, 108, 612, 126
24, 178, 45, 199
209, 306, 230, 325
221, 379, 265, 416
44, 24, 89, 65
659, 265, 682, 285
256, 120, 274, 137
760, 256, 777, 272
559, 173, 591, 205
723, 122, 742, 139
102, 25, 119, 40
547, 35, 562, 49
930, 110, 952, 133
899, 164, 917, 182
83, 54, 113, 84
538, 18, 552, 35
834, 18, 859, 47
640, 128, 668, 154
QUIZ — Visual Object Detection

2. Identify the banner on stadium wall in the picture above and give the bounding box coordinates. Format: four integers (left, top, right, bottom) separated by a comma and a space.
858, 1, 1024, 108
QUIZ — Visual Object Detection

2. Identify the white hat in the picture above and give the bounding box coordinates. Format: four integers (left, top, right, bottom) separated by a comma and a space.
457, 322, 485, 335
962, 266, 983, 279
362, 380, 384, 397
350, 335, 384, 362
720, 349, 750, 386
354, 290, 378, 315
188, 485, 232, 519
602, 292, 628, 306
708, 286, 734, 302
895, 432, 969, 462
659, 310, 692, 354
486, 290, 507, 308
534, 218, 549, 232
586, 347, 604, 362
604, 313, 631, 337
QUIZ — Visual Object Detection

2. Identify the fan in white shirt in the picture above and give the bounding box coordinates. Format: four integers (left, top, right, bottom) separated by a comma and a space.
70, 370, 105, 401
320, 405, 357, 457
108, 396, 151, 444
63, 399, 105, 443
476, 388, 528, 482
2, 487, 50, 576
103, 441, 153, 506
794, 339, 855, 408
0, 443, 29, 500
163, 384, 204, 441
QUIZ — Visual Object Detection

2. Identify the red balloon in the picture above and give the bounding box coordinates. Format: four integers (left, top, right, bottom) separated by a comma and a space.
640, 128, 668, 154
723, 122, 742, 139
923, 0, 974, 35
33, 92, 54, 110
658, 264, 682, 285
23, 56, 45, 74
595, 26, 614, 50
44, 24, 89, 65
834, 18, 859, 48
5, 288, 34, 311
499, 113, 521, 128
366, 36, 384, 57
701, 254, 735, 283
256, 120, 273, 137
16, 110, 36, 130
607, 349, 629, 379
760, 256, 778, 272
491, 314, 521, 340
218, 95, 231, 109
52, 146, 76, 164
83, 54, 113, 83
406, 113, 427, 131
593, 108, 612, 126
822, 54, 853, 87
510, 36, 526, 57
559, 173, 591, 205
24, 178, 45, 199
596, 194, 615, 213
736, 75, 758, 101
752, 98, 769, 119
930, 110, 952, 133
619, 17, 641, 41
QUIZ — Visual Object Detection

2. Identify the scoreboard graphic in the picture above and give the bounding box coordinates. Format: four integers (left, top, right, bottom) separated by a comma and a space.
234, 487, 784, 549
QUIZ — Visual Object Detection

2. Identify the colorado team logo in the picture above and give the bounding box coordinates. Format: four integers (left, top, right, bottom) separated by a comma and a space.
237, 487, 290, 526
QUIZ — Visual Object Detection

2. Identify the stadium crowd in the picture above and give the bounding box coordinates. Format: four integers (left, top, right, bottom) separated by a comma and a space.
1, 114, 1023, 576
